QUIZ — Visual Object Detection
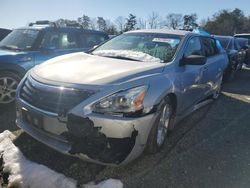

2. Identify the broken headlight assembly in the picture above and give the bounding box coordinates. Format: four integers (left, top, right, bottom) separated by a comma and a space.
92, 86, 148, 116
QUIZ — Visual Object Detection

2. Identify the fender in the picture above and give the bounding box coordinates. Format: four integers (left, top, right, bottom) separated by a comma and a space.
0, 63, 26, 77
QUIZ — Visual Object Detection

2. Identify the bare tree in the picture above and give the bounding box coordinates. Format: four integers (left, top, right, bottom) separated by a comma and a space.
148, 11, 160, 29
115, 16, 126, 33
89, 18, 97, 30
105, 20, 118, 35
199, 18, 208, 28
137, 18, 147, 29
165, 13, 183, 29
183, 13, 198, 30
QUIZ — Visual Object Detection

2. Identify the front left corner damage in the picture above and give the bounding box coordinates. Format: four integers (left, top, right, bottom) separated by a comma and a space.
61, 114, 138, 165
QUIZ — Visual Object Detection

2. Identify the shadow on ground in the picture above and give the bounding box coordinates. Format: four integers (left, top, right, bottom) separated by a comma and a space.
0, 104, 18, 133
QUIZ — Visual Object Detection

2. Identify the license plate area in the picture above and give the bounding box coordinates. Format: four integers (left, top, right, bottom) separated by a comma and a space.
22, 109, 44, 130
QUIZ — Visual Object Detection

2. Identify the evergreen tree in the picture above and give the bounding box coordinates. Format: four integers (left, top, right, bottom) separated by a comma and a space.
124, 14, 137, 31
81, 15, 90, 29
204, 8, 245, 35
77, 15, 90, 29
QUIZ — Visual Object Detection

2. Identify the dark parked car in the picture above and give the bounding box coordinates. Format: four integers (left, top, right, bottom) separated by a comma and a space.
234, 33, 250, 41
215, 35, 245, 81
16, 29, 228, 166
0, 28, 11, 41
0, 21, 109, 105
236, 37, 250, 66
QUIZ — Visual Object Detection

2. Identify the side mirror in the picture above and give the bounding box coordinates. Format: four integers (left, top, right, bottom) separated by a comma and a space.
180, 55, 207, 66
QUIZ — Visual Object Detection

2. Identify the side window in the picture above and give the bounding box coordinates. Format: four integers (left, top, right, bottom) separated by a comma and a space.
96, 34, 109, 44
201, 37, 218, 57
228, 39, 233, 50
234, 39, 240, 50
184, 37, 202, 57
59, 32, 79, 49
40, 32, 59, 49
40, 32, 80, 50
79, 33, 108, 48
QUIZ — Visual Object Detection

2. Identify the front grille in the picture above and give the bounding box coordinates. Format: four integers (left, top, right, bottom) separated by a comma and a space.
20, 77, 95, 114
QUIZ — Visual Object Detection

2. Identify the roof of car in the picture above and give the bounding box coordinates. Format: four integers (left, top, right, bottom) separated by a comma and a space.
214, 35, 234, 39
234, 33, 250, 36
237, 37, 248, 41
16, 25, 108, 35
126, 29, 191, 36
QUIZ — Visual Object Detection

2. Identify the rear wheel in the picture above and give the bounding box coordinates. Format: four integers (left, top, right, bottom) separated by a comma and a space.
0, 71, 21, 105
146, 96, 174, 153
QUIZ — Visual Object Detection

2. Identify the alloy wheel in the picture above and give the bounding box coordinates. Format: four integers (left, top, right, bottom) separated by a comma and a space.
0, 77, 18, 104
156, 103, 171, 147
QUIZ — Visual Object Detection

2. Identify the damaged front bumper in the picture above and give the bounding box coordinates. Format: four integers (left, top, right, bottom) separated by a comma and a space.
16, 99, 158, 166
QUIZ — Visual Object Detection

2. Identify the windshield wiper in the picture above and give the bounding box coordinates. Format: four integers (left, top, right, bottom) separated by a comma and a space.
99, 55, 142, 62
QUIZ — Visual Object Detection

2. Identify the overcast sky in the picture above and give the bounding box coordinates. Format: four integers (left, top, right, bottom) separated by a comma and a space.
1, 0, 250, 29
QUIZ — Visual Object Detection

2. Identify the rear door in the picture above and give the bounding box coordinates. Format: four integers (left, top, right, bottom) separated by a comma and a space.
200, 37, 224, 95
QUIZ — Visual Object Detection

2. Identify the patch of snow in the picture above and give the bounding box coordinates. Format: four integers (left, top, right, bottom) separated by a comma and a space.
82, 179, 123, 188
93, 50, 162, 63
0, 130, 123, 188
0, 131, 77, 188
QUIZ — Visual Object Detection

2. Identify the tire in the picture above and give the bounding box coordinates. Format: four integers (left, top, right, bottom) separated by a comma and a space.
146, 96, 174, 154
0, 71, 21, 105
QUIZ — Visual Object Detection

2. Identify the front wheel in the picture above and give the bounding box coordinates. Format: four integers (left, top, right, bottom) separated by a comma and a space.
146, 97, 174, 153
0, 71, 21, 105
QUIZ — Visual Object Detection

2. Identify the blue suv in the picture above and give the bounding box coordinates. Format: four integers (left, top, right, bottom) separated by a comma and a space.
0, 21, 109, 104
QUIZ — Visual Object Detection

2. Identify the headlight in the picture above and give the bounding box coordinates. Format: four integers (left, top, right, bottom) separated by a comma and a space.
92, 86, 148, 115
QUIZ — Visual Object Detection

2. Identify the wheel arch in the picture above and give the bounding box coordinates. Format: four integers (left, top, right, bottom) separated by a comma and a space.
0, 63, 26, 77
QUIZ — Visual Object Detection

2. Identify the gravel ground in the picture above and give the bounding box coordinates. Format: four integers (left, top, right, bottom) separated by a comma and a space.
1, 68, 250, 187
0, 105, 17, 133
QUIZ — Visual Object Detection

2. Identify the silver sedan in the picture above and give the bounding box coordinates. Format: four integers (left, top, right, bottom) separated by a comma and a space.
16, 29, 228, 166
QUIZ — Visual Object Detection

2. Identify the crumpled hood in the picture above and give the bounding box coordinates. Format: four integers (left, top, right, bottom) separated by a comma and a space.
31, 52, 165, 86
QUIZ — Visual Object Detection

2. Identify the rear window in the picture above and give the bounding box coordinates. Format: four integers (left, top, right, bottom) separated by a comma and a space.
215, 37, 230, 49
201, 37, 218, 57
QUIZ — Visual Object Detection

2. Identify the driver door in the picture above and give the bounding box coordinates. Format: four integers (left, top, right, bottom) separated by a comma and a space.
178, 36, 208, 113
